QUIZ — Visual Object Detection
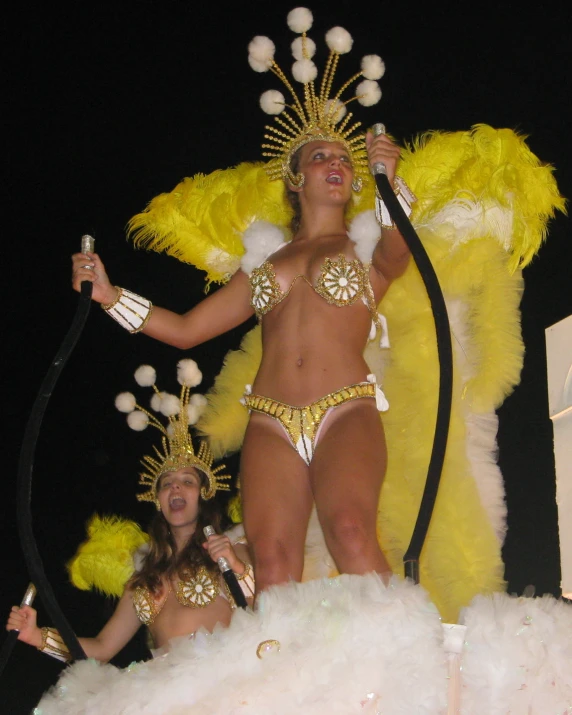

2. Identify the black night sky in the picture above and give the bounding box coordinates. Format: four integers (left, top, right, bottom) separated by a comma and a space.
2, 2, 571, 711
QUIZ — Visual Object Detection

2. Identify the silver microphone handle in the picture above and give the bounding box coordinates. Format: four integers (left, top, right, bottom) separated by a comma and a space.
81, 235, 95, 254
20, 583, 37, 608
203, 526, 231, 572
371, 122, 387, 176
12, 583, 37, 633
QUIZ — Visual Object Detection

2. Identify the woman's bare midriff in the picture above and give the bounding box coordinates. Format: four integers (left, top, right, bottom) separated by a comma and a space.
148, 590, 233, 649
251, 279, 381, 405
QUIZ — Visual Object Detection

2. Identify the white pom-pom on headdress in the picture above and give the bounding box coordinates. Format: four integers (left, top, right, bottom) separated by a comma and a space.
241, 220, 286, 275
291, 36, 316, 61
347, 210, 381, 264
186, 404, 200, 425
127, 410, 149, 431
190, 393, 208, 409
248, 36, 275, 72
134, 365, 156, 387
324, 98, 347, 124
160, 393, 181, 417
361, 55, 385, 81
177, 359, 202, 388
356, 79, 382, 106
260, 89, 285, 115
325, 26, 353, 54
150, 392, 164, 412
287, 7, 313, 33
115, 392, 136, 413
292, 58, 318, 83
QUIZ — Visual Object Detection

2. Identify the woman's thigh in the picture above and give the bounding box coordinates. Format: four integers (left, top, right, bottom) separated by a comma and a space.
309, 399, 387, 526
240, 413, 314, 550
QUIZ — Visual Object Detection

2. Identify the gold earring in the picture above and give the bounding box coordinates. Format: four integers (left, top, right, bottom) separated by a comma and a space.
288, 171, 305, 189
352, 177, 363, 193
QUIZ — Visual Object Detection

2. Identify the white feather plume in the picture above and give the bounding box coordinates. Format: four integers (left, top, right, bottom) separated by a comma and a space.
356, 79, 381, 106
292, 58, 317, 83
347, 210, 381, 263
325, 26, 353, 54
240, 220, 286, 274
361, 54, 385, 80
259, 89, 285, 115
287, 7, 313, 33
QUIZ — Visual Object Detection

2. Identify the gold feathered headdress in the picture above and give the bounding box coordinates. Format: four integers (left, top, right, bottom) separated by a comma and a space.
249, 7, 385, 186
115, 359, 231, 507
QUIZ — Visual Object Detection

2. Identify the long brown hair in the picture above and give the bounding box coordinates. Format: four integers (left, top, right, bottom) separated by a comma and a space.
130, 475, 226, 593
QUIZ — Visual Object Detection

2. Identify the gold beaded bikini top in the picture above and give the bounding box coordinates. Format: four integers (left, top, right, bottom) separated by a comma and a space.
132, 567, 231, 625
249, 254, 379, 322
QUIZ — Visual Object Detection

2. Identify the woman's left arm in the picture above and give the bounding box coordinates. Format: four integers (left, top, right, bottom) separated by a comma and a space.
366, 131, 411, 282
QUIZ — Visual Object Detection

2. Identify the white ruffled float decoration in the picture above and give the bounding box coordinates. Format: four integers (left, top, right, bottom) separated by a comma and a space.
35, 573, 572, 714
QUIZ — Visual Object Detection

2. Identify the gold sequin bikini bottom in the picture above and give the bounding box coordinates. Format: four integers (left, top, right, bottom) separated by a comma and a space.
242, 376, 388, 465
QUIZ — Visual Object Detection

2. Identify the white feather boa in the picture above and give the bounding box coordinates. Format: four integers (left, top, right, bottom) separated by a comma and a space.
35, 574, 572, 714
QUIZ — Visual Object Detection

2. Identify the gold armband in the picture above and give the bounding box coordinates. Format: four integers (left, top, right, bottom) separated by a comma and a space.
235, 561, 255, 599
101, 287, 153, 334
374, 176, 416, 230
38, 627, 72, 663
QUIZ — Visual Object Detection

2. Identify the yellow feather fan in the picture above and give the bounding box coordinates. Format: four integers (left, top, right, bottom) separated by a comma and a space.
67, 514, 149, 598
126, 125, 565, 622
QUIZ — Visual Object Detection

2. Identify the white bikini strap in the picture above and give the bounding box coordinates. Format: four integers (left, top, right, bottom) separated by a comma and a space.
367, 373, 389, 412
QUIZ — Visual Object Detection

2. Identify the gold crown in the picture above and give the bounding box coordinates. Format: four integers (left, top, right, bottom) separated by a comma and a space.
115, 360, 231, 508
248, 7, 385, 186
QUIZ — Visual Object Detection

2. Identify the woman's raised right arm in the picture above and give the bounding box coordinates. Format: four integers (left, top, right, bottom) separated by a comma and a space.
71, 251, 255, 350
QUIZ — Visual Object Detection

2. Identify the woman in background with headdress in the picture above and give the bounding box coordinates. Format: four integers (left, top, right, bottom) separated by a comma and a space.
6, 361, 254, 662
71, 9, 412, 593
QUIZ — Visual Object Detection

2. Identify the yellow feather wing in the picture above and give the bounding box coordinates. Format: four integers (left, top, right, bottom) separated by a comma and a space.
67, 514, 149, 598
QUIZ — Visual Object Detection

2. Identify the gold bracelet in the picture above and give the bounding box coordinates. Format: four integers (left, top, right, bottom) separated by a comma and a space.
38, 627, 72, 663
100, 286, 122, 311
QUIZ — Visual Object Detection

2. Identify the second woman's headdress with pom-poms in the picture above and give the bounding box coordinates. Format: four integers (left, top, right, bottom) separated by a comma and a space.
115, 359, 231, 508
249, 6, 385, 187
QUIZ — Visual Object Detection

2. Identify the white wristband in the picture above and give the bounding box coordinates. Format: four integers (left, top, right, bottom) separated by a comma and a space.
375, 176, 416, 229
101, 287, 153, 334
236, 561, 255, 599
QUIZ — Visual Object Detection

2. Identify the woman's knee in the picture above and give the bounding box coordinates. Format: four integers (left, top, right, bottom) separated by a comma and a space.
322, 512, 375, 558
249, 535, 302, 582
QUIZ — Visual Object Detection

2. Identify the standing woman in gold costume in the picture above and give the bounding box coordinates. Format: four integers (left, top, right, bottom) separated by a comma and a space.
71, 8, 413, 594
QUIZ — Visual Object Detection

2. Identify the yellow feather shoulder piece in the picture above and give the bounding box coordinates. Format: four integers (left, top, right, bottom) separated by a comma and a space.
127, 163, 291, 288
67, 514, 149, 598
401, 124, 566, 272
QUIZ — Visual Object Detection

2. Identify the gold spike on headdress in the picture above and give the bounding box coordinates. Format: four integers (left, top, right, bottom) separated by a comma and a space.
115, 360, 231, 508
249, 7, 385, 186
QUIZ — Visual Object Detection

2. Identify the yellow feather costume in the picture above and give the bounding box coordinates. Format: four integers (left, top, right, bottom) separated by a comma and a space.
126, 125, 565, 622
67, 515, 149, 598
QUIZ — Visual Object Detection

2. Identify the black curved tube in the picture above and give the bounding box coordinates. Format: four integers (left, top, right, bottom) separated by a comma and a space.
375, 174, 453, 584
12, 281, 94, 665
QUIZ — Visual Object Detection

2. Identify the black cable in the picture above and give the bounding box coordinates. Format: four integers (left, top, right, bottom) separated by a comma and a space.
9, 281, 94, 668
374, 173, 453, 584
